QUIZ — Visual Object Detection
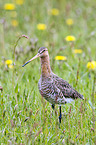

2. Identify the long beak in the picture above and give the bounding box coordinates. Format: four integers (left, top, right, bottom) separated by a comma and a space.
22, 53, 40, 67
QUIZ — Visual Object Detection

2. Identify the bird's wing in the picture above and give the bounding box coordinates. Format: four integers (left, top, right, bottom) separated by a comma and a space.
53, 74, 83, 100
39, 79, 67, 104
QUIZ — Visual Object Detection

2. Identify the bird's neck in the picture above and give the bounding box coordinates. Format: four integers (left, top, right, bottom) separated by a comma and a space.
40, 55, 52, 77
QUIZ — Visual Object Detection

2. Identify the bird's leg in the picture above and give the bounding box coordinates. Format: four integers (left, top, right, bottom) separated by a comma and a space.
51, 104, 55, 121
59, 106, 62, 123
52, 104, 55, 110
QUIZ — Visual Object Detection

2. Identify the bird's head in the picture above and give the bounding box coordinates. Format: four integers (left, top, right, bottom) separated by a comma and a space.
22, 47, 48, 67
38, 47, 48, 57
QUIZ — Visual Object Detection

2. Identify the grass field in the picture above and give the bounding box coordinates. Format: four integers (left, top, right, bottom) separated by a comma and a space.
0, 0, 96, 144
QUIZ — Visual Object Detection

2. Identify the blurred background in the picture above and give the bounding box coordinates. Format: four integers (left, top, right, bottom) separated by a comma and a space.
0, 0, 96, 144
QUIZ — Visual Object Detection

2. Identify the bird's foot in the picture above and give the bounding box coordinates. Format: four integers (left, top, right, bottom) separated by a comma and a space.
52, 104, 55, 110
59, 113, 62, 123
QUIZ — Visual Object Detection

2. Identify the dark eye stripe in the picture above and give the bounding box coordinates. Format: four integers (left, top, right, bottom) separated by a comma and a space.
40, 50, 45, 54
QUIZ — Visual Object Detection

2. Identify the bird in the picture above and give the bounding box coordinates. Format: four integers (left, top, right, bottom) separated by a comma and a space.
22, 47, 84, 123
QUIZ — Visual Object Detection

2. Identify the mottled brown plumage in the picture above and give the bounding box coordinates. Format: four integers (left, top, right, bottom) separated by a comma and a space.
22, 47, 84, 123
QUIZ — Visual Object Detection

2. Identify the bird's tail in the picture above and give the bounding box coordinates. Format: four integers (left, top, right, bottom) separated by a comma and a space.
74, 90, 84, 100
77, 92, 84, 100
79, 94, 84, 100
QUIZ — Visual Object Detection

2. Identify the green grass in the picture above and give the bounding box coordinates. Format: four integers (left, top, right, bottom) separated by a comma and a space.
0, 0, 96, 144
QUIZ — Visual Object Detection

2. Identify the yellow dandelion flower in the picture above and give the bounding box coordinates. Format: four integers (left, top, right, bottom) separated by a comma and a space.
55, 56, 67, 61
8, 64, 14, 69
37, 23, 47, 30
11, 20, 18, 27
65, 35, 76, 41
10, 11, 17, 18
4, 3, 15, 10
86, 61, 96, 70
15, 0, 24, 5
73, 49, 83, 54
50, 8, 59, 16
5, 60, 12, 65
66, 18, 74, 26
